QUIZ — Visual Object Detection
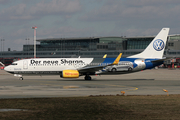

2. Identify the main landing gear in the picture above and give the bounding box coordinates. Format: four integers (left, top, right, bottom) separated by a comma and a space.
84, 75, 92, 80
19, 77, 23, 80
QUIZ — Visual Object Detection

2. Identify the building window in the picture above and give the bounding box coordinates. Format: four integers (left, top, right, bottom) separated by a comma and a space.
168, 42, 174, 46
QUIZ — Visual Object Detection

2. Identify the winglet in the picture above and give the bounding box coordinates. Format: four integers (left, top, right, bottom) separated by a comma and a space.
103, 54, 107, 58
112, 53, 122, 65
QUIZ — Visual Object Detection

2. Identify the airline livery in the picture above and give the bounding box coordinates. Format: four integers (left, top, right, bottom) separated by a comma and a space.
4, 28, 169, 80
4, 52, 122, 80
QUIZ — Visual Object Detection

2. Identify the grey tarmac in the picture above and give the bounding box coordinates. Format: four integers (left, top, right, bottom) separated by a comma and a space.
0, 69, 180, 98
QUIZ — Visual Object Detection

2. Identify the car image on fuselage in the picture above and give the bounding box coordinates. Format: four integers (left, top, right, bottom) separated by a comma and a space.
106, 61, 134, 72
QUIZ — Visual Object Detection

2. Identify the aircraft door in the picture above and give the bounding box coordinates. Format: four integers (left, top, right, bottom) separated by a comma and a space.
23, 60, 28, 69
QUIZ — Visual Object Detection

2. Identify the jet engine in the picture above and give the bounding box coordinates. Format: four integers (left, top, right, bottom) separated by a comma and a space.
61, 70, 79, 78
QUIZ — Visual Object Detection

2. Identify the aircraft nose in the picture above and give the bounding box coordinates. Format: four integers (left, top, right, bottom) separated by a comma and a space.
4, 66, 10, 71
4, 66, 7, 71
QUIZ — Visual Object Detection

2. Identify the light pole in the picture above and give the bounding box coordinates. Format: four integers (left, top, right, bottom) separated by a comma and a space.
26, 38, 30, 58
1, 39, 2, 55
32, 26, 37, 58
0, 39, 2, 58
1, 39, 4, 52
1, 39, 4, 62
2, 39, 4, 52
1, 39, 5, 50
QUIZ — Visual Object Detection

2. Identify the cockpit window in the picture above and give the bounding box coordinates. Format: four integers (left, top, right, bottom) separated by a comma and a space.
11, 63, 18, 65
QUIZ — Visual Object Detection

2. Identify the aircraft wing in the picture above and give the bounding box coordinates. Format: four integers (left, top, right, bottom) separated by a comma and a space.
78, 65, 107, 73
78, 53, 122, 73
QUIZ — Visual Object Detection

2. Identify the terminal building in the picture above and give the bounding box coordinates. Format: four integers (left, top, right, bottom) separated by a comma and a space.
1, 34, 180, 67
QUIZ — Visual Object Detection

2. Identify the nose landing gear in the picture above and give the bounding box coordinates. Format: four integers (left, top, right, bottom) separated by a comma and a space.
14, 74, 23, 80
19, 77, 23, 80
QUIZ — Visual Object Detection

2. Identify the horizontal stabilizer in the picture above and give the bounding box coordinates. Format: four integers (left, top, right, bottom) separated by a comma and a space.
151, 58, 171, 63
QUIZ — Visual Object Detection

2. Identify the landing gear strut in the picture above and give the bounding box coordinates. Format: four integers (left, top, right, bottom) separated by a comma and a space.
19, 77, 23, 80
14, 74, 23, 80
84, 75, 91, 80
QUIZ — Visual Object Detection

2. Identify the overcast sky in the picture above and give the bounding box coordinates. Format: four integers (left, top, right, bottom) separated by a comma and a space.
0, 0, 180, 51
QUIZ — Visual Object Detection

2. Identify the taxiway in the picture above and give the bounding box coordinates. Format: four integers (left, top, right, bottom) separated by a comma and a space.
0, 69, 180, 98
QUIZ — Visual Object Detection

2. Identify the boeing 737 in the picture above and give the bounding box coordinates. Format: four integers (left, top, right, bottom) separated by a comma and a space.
4, 52, 122, 80
4, 28, 169, 80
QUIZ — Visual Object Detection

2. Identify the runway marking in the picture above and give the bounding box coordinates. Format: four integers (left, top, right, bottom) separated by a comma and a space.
40, 84, 64, 87
40, 84, 79, 89
106, 84, 138, 91
63, 86, 79, 89
80, 83, 138, 91
126, 87, 138, 91
39, 81, 138, 91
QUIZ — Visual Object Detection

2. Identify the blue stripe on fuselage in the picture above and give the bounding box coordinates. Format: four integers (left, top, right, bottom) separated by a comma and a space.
144, 59, 163, 69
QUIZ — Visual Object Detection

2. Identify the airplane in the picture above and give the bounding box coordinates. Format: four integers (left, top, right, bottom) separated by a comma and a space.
4, 28, 169, 80
4, 52, 122, 80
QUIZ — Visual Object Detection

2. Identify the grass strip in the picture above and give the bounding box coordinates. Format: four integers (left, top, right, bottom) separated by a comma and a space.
0, 95, 180, 120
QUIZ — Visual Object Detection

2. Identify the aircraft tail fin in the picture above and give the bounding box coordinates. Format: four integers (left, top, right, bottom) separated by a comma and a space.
128, 28, 170, 59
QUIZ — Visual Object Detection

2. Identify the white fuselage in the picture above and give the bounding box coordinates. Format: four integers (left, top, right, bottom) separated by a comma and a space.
5, 58, 94, 74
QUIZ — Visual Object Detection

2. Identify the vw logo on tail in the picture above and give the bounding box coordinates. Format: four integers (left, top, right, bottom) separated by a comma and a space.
153, 39, 164, 51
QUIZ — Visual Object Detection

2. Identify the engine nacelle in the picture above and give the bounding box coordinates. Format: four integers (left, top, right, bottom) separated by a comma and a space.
61, 70, 79, 78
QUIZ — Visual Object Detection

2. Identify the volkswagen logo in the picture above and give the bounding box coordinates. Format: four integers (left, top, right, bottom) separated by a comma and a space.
153, 39, 164, 51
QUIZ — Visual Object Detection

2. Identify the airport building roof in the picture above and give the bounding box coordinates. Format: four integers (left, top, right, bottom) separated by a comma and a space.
36, 34, 180, 42
37, 37, 99, 42
36, 37, 125, 43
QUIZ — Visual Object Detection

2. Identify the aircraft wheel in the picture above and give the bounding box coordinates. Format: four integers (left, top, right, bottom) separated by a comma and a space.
84, 75, 91, 80
128, 67, 133, 71
19, 77, 23, 80
111, 68, 117, 72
